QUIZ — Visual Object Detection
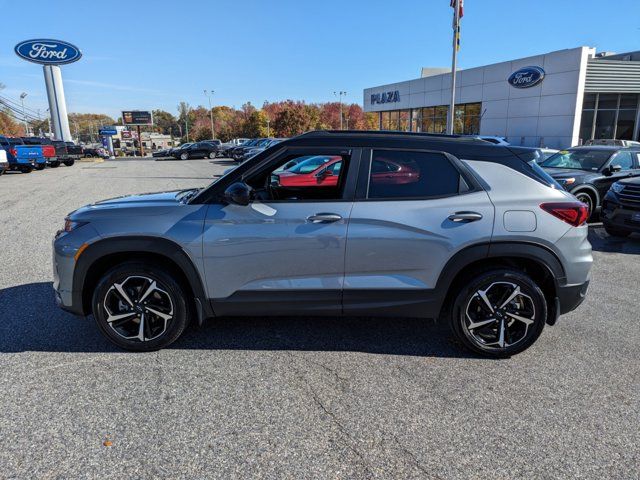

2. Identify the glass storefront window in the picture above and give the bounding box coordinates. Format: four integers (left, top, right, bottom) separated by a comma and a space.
399, 110, 410, 132
411, 109, 422, 132
579, 93, 639, 142
381, 111, 390, 130
388, 111, 399, 131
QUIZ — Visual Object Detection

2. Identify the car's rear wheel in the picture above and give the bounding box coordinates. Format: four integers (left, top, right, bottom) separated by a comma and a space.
20, 166, 33, 173
92, 262, 190, 351
180, 152, 188, 160
50, 161, 60, 168
35, 163, 46, 170
450, 269, 547, 358
63, 160, 75, 167
574, 191, 595, 219
208, 152, 216, 159
604, 224, 632, 238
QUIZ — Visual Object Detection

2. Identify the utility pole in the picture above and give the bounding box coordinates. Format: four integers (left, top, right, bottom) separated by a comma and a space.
204, 89, 215, 139
20, 92, 28, 135
185, 108, 190, 142
334, 91, 346, 130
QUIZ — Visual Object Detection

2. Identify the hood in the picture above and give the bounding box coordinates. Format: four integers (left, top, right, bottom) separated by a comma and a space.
543, 168, 595, 180
93, 190, 184, 206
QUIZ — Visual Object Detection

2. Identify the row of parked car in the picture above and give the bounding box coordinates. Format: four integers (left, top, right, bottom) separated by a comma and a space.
0, 135, 90, 175
151, 137, 287, 163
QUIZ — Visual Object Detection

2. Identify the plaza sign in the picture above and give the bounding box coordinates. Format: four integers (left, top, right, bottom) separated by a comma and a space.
508, 66, 545, 89
371, 90, 400, 105
14, 39, 82, 65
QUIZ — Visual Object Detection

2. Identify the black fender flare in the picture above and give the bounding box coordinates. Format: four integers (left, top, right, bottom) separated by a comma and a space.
433, 241, 566, 308
72, 236, 212, 322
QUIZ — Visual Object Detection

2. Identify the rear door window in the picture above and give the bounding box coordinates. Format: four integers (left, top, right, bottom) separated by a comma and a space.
367, 150, 461, 199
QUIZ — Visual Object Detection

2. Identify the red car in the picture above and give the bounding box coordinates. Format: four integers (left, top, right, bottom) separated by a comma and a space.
275, 155, 420, 187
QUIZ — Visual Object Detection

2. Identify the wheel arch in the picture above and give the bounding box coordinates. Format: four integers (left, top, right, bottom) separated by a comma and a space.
435, 242, 566, 324
73, 236, 212, 323
570, 184, 600, 208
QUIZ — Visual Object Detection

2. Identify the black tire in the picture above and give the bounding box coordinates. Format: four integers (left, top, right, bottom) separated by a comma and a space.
573, 190, 595, 219
35, 163, 46, 171
63, 160, 75, 167
180, 152, 189, 160
20, 166, 33, 173
50, 161, 60, 168
450, 269, 547, 358
92, 262, 190, 351
604, 224, 631, 238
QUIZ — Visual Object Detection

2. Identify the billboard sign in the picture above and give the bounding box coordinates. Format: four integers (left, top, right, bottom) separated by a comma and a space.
14, 39, 82, 65
122, 110, 153, 126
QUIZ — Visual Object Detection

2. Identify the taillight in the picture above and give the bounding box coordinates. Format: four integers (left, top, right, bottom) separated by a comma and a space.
540, 202, 589, 227
10, 148, 17, 156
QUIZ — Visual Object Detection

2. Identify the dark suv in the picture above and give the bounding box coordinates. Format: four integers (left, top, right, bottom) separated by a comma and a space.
540, 146, 640, 218
601, 177, 640, 237
173, 141, 219, 160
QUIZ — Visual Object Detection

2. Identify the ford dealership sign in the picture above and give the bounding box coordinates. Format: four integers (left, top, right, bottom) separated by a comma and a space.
14, 39, 82, 65
508, 66, 545, 88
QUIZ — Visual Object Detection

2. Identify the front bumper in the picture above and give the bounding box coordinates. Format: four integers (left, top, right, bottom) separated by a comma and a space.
601, 196, 640, 232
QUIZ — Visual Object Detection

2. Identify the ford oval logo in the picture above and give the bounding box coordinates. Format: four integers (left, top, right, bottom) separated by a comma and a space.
14, 39, 82, 65
508, 66, 545, 89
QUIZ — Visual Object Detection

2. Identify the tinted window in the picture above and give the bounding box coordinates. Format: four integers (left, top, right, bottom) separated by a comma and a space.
368, 150, 461, 199
541, 149, 612, 171
611, 151, 633, 170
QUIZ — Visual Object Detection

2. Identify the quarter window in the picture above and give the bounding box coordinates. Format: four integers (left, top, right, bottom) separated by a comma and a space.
367, 150, 462, 199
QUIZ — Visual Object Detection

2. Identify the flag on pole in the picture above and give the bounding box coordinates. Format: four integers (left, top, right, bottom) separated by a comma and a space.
450, 0, 463, 51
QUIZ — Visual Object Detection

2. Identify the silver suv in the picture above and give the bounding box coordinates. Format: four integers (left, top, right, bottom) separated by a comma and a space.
53, 131, 592, 357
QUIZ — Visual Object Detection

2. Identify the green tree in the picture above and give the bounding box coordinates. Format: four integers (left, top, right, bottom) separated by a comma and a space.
152, 109, 179, 136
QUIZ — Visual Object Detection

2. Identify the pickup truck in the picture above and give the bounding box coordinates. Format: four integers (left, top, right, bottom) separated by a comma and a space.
0, 147, 8, 175
51, 140, 82, 166
21, 137, 57, 170
0, 135, 42, 173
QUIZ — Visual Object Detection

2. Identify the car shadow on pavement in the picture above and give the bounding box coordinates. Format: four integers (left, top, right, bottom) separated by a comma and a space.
0, 282, 474, 358
588, 225, 640, 254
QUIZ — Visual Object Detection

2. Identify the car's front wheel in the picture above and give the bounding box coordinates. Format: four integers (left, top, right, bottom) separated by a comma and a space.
63, 160, 75, 167
180, 152, 188, 160
450, 269, 547, 358
208, 152, 216, 159
574, 191, 595, 219
49, 160, 60, 168
92, 262, 190, 351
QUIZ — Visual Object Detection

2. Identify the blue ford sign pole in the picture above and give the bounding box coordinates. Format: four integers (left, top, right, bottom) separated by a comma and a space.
14, 39, 82, 142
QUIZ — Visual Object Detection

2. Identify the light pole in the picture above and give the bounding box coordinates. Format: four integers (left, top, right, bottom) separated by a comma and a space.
20, 92, 28, 135
334, 91, 346, 130
204, 89, 215, 139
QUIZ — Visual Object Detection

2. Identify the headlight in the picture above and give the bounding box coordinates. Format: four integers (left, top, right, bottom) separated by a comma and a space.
611, 182, 625, 194
561, 178, 575, 186
63, 218, 87, 233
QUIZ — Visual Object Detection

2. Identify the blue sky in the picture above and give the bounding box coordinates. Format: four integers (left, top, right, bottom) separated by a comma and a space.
1, 0, 639, 119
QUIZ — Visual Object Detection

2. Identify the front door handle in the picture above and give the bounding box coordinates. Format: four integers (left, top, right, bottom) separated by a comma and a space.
307, 213, 342, 224
448, 211, 483, 223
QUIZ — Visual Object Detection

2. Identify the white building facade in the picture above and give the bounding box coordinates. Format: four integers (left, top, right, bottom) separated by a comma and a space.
363, 47, 640, 149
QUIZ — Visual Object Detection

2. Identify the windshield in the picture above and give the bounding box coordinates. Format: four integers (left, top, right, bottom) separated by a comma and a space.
540, 149, 612, 171
288, 156, 335, 174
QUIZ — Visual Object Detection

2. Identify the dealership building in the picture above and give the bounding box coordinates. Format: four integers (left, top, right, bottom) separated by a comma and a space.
363, 47, 640, 148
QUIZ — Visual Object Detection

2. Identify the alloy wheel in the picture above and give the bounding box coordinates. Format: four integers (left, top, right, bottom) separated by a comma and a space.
463, 281, 536, 350
103, 275, 174, 342
575, 192, 593, 217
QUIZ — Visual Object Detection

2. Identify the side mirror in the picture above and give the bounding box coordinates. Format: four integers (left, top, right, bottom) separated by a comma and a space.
315, 169, 333, 178
610, 164, 622, 173
224, 182, 252, 206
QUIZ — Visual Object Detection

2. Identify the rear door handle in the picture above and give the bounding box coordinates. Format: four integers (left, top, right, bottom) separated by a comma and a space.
306, 213, 342, 224
448, 211, 483, 223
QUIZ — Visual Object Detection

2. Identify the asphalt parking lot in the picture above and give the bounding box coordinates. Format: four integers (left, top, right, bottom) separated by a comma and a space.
0, 158, 638, 479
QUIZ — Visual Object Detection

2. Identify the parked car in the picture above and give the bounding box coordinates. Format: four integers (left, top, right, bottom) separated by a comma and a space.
0, 135, 41, 173
20, 137, 54, 170
239, 138, 285, 162
219, 138, 250, 158
172, 141, 219, 160
51, 140, 80, 166
232, 138, 272, 162
601, 177, 640, 237
53, 131, 591, 357
167, 143, 193, 157
152, 148, 172, 158
584, 139, 640, 147
83, 147, 110, 159
225, 138, 260, 159
539, 148, 559, 162
478, 136, 510, 146
0, 147, 8, 175
540, 146, 640, 218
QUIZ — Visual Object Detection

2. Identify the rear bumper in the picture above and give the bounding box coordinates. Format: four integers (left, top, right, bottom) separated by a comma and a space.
557, 280, 590, 315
